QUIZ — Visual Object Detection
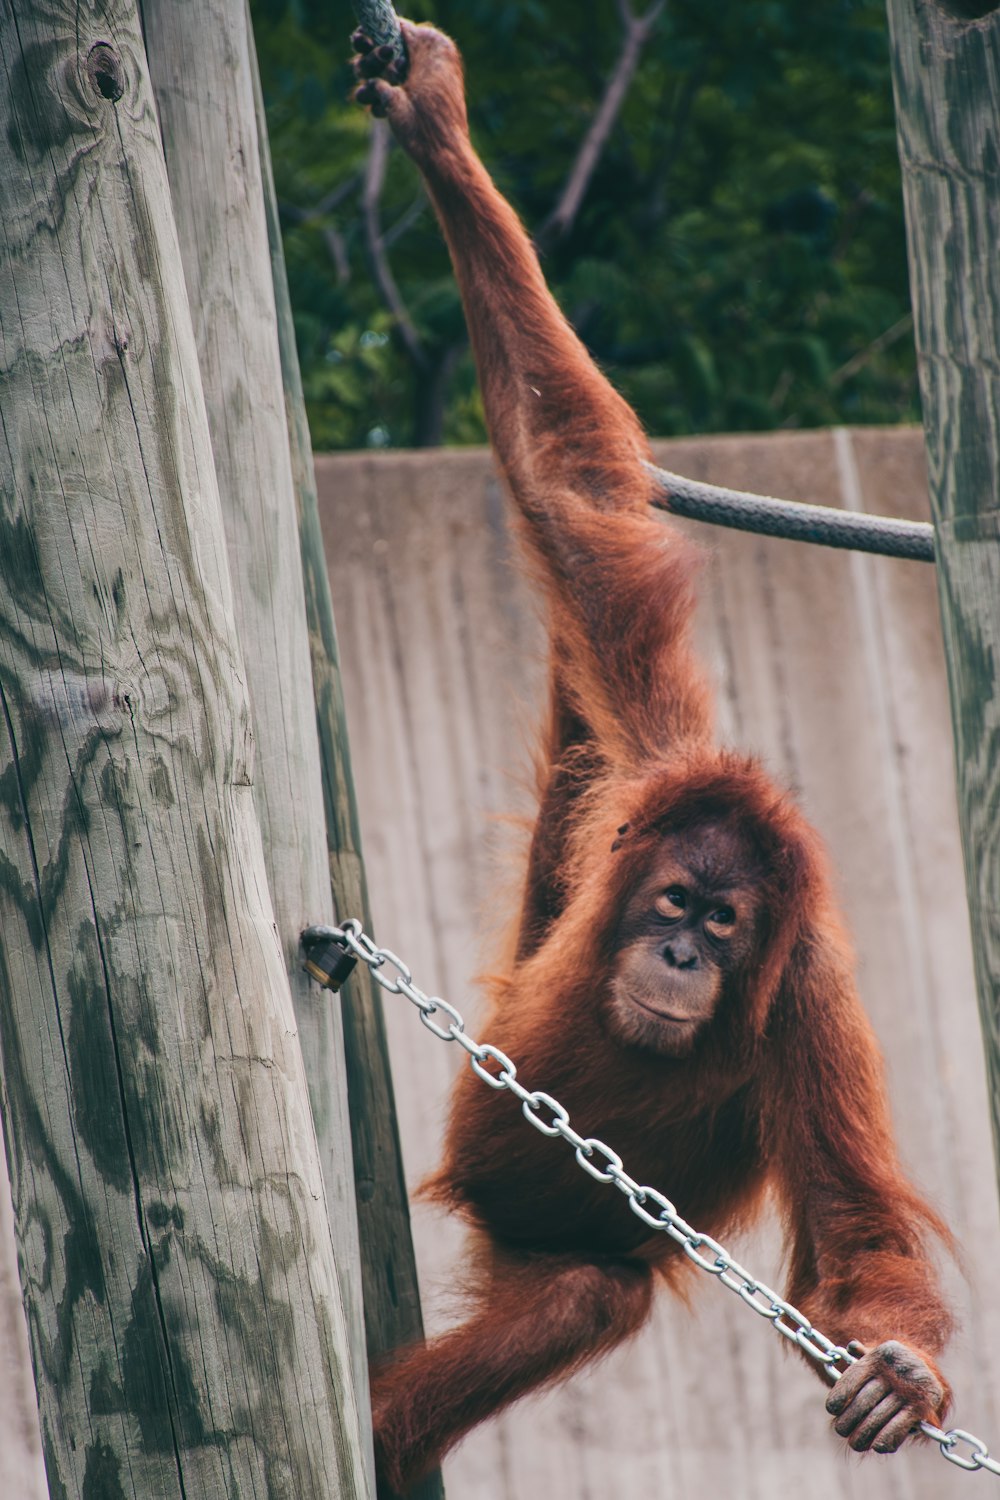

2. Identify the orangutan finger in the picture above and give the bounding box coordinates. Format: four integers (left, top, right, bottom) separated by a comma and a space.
849, 1394, 905, 1452
832, 1379, 890, 1438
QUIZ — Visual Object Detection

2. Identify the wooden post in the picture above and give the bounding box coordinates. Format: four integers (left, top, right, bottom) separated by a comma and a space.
141, 0, 373, 1470
884, 1, 1000, 1173
245, 1, 439, 1421
0, 2, 369, 1495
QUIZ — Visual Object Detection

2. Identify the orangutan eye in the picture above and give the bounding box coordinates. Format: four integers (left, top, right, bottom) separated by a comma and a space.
708, 906, 735, 928
655, 887, 687, 917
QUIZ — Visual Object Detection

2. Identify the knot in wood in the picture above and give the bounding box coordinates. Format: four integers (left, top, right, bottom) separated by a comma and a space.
86, 43, 125, 103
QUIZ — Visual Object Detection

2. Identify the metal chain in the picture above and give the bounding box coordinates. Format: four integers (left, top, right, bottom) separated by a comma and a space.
313, 919, 1000, 1479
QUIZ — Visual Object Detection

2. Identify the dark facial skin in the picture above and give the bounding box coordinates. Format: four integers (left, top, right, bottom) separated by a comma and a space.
607, 819, 763, 1056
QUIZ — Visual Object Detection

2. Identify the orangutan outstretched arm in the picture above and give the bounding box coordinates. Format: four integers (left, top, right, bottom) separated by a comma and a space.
355, 21, 712, 767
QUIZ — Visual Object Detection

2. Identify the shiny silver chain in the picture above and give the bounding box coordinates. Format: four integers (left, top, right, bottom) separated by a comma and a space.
322, 918, 999, 1478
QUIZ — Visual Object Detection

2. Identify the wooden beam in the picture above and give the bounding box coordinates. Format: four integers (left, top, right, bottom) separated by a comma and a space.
141, 0, 374, 1475
0, 1, 368, 1494
245, 0, 440, 1421
885, 0, 1000, 1174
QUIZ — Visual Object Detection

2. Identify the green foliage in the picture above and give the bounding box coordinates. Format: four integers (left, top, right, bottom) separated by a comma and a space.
250, 0, 919, 448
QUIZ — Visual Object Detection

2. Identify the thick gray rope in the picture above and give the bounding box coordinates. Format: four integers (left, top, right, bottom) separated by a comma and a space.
647, 464, 935, 562
349, 0, 934, 565
351, 0, 405, 58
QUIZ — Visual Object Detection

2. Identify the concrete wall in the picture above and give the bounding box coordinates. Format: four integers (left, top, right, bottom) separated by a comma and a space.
316, 427, 1000, 1500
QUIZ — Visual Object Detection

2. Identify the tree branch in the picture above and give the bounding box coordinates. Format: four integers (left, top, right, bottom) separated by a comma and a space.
641, 60, 706, 227
830, 314, 914, 387
536, 0, 665, 248
279, 173, 359, 224
362, 119, 427, 369
384, 186, 428, 249
321, 225, 351, 285
279, 176, 358, 285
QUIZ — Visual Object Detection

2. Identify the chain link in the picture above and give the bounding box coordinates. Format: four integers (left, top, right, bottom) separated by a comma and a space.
318, 921, 998, 1479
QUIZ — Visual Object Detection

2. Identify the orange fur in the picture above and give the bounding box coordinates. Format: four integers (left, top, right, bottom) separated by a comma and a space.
356, 24, 953, 1495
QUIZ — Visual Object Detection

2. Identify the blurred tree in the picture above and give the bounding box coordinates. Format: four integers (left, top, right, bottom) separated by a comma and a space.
250, 0, 918, 448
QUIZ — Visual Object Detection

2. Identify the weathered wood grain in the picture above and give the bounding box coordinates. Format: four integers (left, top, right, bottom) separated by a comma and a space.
245, 11, 436, 1458
317, 432, 999, 1499
0, 1137, 45, 1498
0, 1, 367, 1494
885, 0, 1000, 1179
141, 1, 373, 1471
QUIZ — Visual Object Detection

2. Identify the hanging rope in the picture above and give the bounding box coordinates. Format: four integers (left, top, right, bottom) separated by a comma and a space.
648, 464, 935, 562
351, 0, 406, 62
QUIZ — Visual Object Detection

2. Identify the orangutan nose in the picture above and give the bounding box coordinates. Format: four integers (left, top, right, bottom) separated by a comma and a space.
662, 938, 698, 970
